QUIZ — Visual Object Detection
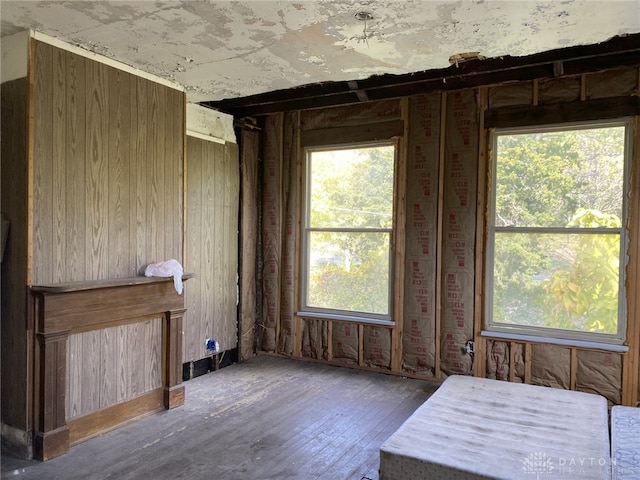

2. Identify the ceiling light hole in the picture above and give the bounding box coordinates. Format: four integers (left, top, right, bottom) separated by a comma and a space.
354, 11, 373, 21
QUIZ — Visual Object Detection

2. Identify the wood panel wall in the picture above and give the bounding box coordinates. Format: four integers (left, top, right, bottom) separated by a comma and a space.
29, 39, 185, 426
1, 78, 30, 433
0, 39, 186, 454
31, 40, 184, 285
184, 135, 239, 363
66, 318, 163, 420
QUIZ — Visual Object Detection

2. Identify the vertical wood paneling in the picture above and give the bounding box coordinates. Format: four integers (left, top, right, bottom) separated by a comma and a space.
80, 330, 101, 414
184, 136, 239, 363
33, 42, 54, 284
25, 40, 185, 434
52, 47, 66, 282
204, 139, 217, 360
32, 41, 184, 281
213, 141, 225, 357
128, 76, 140, 274
165, 90, 182, 263
100, 326, 117, 408
107, 68, 132, 278
66, 335, 82, 418
35, 42, 184, 417
134, 77, 148, 270
65, 49, 86, 282
130, 322, 144, 398
66, 319, 163, 420
144, 319, 162, 392
146, 83, 160, 262
185, 138, 202, 362
85, 60, 109, 280
116, 324, 129, 402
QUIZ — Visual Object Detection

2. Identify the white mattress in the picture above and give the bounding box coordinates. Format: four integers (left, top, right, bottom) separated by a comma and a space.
380, 375, 611, 480
611, 405, 640, 480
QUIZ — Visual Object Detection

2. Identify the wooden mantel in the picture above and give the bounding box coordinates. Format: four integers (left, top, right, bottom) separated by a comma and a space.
30, 274, 194, 461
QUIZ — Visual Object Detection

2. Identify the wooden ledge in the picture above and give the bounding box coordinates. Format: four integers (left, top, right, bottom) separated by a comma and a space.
31, 273, 195, 293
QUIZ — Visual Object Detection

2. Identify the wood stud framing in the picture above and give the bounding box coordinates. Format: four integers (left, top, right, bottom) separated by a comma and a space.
251, 58, 640, 406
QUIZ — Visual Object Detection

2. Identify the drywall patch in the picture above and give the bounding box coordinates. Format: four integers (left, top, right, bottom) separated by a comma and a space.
187, 103, 235, 144
1, 30, 29, 82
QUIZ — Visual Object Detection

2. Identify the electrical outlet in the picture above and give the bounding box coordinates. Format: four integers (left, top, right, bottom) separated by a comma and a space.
205, 338, 220, 353
465, 340, 475, 355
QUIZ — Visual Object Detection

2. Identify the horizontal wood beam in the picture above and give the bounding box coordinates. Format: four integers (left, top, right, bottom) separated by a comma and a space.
484, 96, 640, 129
300, 120, 404, 147
202, 34, 640, 118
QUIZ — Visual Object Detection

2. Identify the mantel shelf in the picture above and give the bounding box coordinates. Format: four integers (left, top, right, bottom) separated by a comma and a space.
31, 273, 195, 293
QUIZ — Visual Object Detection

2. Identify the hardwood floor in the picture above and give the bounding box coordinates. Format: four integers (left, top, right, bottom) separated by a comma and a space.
1, 355, 438, 480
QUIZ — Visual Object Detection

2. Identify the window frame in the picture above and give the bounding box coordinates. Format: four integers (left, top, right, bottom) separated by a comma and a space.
298, 140, 397, 325
484, 118, 632, 346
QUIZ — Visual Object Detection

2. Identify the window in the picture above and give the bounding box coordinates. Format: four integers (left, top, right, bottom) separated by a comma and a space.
486, 120, 630, 345
301, 142, 396, 323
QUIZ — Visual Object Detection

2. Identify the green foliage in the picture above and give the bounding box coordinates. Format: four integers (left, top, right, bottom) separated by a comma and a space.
308, 253, 390, 315
310, 146, 393, 229
306, 145, 394, 315
543, 210, 621, 333
496, 132, 582, 227
492, 125, 625, 335
492, 233, 550, 325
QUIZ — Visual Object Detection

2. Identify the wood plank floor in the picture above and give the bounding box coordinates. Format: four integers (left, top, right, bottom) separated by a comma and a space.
2, 355, 438, 480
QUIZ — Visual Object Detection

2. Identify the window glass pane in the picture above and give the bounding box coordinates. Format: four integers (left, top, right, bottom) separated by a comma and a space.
495, 126, 625, 228
309, 146, 394, 229
307, 231, 390, 315
492, 231, 620, 334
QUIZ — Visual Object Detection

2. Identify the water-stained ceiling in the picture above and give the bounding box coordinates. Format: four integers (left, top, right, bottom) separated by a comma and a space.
1, 1, 639, 104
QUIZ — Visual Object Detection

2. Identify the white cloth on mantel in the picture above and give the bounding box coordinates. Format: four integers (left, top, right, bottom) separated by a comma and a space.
144, 259, 184, 294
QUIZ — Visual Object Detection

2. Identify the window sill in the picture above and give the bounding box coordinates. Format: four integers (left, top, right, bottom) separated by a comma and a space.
297, 311, 395, 327
481, 330, 629, 353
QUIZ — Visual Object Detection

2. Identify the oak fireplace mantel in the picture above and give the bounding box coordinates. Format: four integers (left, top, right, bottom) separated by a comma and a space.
30, 274, 194, 461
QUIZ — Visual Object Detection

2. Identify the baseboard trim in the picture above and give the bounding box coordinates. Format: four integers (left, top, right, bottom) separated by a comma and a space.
67, 388, 164, 446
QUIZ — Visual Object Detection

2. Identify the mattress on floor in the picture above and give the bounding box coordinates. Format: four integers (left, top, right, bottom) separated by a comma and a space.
380, 375, 611, 480
611, 405, 640, 480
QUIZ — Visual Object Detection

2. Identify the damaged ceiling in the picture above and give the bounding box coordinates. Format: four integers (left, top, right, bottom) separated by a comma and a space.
1, 1, 639, 104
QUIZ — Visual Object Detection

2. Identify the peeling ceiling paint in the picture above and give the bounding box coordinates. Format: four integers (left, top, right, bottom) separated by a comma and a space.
1, 1, 639, 103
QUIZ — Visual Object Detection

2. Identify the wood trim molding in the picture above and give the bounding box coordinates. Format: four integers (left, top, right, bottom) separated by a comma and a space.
68, 388, 164, 446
